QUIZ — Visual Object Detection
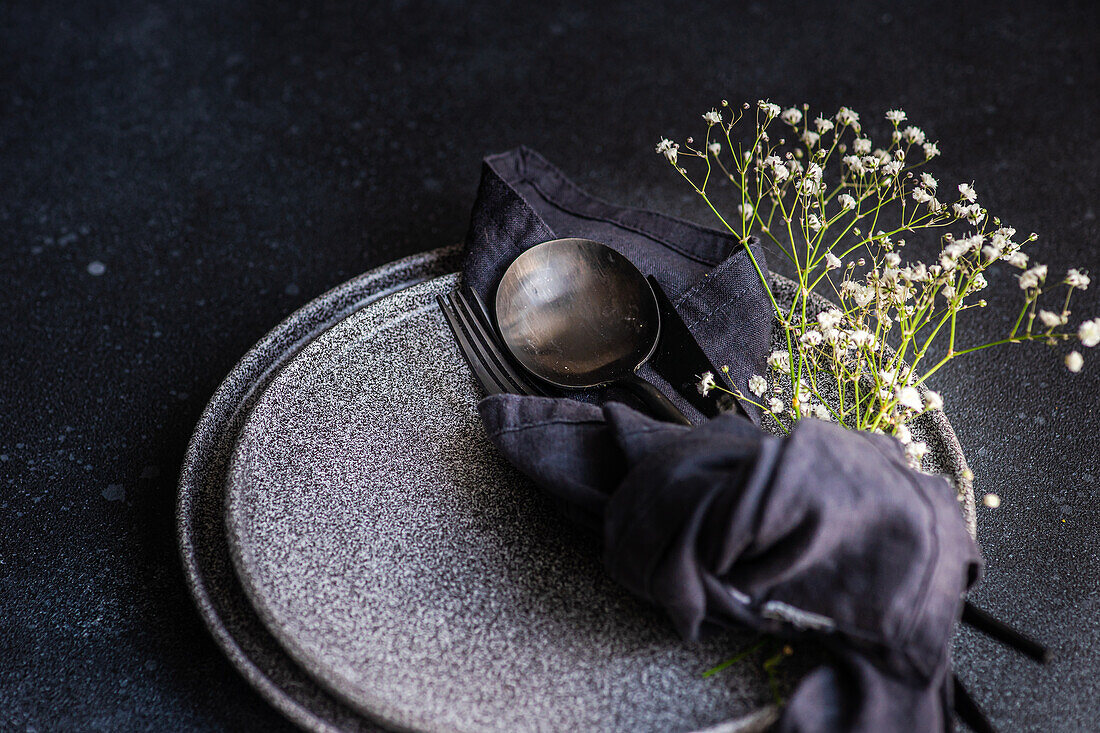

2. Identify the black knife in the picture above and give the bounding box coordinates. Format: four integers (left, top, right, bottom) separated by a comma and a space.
647, 275, 749, 419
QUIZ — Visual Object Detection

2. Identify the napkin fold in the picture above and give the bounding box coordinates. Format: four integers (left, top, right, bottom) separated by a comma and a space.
461, 148, 983, 732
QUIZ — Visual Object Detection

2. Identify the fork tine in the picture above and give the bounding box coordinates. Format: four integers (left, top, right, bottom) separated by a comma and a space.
445, 291, 524, 395
457, 287, 548, 398
436, 294, 507, 395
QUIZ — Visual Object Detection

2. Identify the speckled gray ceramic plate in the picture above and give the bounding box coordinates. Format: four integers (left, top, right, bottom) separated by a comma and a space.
223, 271, 785, 733
178, 247, 464, 733
180, 245, 974, 733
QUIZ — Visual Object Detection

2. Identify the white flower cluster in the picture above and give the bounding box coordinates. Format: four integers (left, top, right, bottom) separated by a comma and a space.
758, 100, 781, 119
655, 137, 678, 165
664, 100, 1097, 436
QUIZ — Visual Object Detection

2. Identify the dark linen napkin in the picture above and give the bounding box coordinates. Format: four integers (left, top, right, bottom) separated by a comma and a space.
462, 146, 773, 423
480, 398, 983, 732
461, 148, 983, 731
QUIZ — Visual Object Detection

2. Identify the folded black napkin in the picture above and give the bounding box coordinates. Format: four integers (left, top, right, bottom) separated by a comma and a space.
462, 148, 983, 732
462, 146, 773, 423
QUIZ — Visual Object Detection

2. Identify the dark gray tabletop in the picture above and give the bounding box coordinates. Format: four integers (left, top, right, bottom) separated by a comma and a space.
2, 1, 1097, 730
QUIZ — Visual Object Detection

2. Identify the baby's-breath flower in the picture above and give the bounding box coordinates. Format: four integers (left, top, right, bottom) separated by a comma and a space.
758, 100, 781, 118
835, 107, 860, 127
656, 138, 678, 164
1079, 318, 1100, 347
924, 390, 944, 411
878, 369, 896, 386
1066, 350, 1084, 372
1006, 251, 1029, 268
781, 107, 803, 125
1039, 309, 1065, 328
796, 379, 812, 402
708, 141, 721, 155
817, 308, 843, 329
764, 154, 788, 181
885, 109, 907, 124
958, 183, 977, 202
903, 126, 926, 144
813, 403, 832, 421
768, 396, 784, 413
905, 440, 929, 465
895, 423, 912, 444
807, 214, 822, 232
697, 371, 716, 396
749, 375, 768, 396
814, 116, 834, 134
1066, 269, 1090, 290
922, 141, 940, 158
801, 130, 820, 147
849, 329, 875, 348
768, 350, 791, 371
1018, 264, 1048, 290
852, 137, 872, 155
920, 172, 938, 190
853, 285, 875, 307
703, 109, 722, 125
881, 160, 903, 177
739, 202, 754, 218
912, 188, 933, 204
843, 155, 864, 175
800, 329, 823, 346
838, 193, 856, 211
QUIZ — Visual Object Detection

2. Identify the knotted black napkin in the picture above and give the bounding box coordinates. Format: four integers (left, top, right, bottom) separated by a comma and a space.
461, 148, 983, 732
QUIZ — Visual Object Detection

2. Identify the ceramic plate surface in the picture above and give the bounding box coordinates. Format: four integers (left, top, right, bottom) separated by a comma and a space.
223, 272, 778, 733
179, 245, 974, 733
178, 247, 463, 733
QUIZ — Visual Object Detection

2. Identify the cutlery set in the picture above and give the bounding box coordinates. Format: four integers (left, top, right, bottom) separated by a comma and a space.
440, 237, 723, 419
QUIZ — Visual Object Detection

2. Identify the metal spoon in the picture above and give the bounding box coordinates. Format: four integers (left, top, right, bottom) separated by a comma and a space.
494, 238, 691, 425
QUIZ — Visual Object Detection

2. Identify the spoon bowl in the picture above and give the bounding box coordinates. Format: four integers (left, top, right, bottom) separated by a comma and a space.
495, 238, 689, 424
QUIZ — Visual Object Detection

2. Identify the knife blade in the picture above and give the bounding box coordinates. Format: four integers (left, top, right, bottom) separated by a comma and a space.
647, 275, 748, 419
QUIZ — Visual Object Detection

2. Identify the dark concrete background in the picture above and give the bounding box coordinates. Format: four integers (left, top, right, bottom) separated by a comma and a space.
1, 1, 1097, 730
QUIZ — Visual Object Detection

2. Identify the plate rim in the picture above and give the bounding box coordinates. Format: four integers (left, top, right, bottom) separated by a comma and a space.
177, 245, 463, 733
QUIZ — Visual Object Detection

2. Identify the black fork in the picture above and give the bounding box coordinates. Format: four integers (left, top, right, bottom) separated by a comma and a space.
437, 285, 547, 397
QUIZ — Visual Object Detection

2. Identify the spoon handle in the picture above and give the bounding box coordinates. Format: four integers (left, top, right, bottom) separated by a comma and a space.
619, 373, 692, 425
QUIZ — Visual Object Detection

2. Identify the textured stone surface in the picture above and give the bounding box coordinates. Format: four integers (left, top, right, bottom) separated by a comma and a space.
2, 1, 1097, 731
